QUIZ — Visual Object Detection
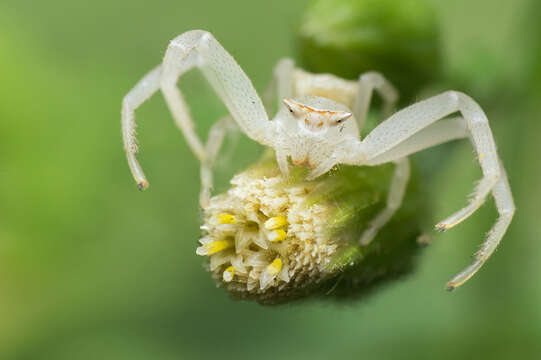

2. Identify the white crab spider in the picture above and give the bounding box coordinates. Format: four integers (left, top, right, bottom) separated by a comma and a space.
122, 30, 514, 290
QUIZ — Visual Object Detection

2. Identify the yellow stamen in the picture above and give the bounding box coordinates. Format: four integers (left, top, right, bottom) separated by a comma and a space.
478, 153, 485, 159
268, 229, 287, 242
216, 213, 236, 224
196, 239, 233, 256
264, 216, 287, 230
266, 258, 282, 276
223, 265, 235, 282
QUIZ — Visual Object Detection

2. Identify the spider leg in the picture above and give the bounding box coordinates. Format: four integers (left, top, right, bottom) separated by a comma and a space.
263, 59, 294, 106
206, 115, 239, 167
276, 150, 290, 178
122, 30, 275, 204
358, 117, 467, 245
359, 91, 501, 230
262, 58, 295, 178
161, 31, 276, 206
199, 115, 237, 207
342, 91, 514, 288
263, 58, 294, 114
308, 116, 466, 180
446, 161, 514, 290
366, 116, 467, 165
360, 157, 410, 245
160, 30, 272, 146
122, 66, 163, 189
306, 155, 338, 180
353, 72, 399, 133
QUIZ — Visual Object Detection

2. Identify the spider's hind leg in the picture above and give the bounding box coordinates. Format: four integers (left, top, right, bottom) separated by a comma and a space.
359, 157, 410, 246
199, 115, 237, 207
353, 72, 399, 132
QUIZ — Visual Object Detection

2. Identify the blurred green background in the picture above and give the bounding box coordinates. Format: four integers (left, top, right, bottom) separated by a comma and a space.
1, 0, 540, 359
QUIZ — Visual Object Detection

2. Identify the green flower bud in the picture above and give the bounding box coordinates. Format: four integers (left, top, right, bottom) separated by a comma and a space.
197, 152, 428, 304
298, 0, 442, 100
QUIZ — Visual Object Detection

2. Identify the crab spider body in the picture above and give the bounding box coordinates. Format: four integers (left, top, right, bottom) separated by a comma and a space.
274, 96, 358, 170
122, 30, 514, 290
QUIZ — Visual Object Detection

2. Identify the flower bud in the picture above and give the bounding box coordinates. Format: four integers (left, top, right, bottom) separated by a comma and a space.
298, 0, 442, 101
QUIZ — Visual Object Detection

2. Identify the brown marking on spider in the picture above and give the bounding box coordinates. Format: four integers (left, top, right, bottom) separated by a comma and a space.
282, 98, 352, 131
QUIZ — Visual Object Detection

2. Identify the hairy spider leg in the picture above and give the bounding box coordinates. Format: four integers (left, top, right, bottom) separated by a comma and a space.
122, 30, 274, 207
344, 91, 515, 289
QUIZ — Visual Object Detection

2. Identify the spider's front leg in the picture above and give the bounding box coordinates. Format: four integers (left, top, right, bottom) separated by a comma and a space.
341, 91, 515, 289
122, 30, 276, 207
122, 66, 163, 189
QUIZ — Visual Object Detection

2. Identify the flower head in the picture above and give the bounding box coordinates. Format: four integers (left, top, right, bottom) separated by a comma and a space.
197, 153, 426, 304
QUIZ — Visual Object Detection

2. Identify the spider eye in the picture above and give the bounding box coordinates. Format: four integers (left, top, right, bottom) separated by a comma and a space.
289, 109, 293, 113
332, 111, 352, 125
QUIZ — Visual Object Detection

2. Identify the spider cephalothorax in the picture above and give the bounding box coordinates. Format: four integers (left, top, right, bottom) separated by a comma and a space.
272, 96, 359, 170
282, 98, 352, 132
122, 30, 514, 290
